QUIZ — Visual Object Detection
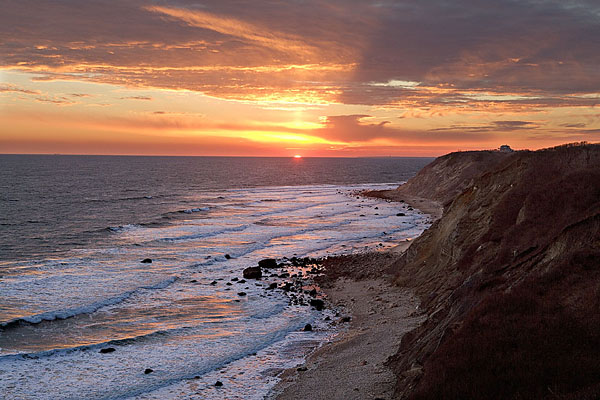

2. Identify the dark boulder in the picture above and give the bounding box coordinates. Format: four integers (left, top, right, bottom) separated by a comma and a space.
303, 324, 313, 331
140, 258, 152, 264
224, 254, 231, 259
99, 347, 116, 354
310, 299, 325, 311
144, 368, 153, 374
396, 212, 406, 216
243, 266, 262, 279
267, 282, 278, 290
237, 292, 247, 296
215, 381, 223, 387
258, 258, 278, 268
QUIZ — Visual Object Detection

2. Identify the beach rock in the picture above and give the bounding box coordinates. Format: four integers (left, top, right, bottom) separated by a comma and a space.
310, 299, 325, 311
297, 366, 308, 372
224, 254, 231, 259
144, 368, 153, 374
210, 280, 218, 285
303, 324, 313, 331
308, 288, 317, 297
190, 280, 197, 283
238, 279, 246, 283
243, 266, 262, 279
231, 277, 238, 281
340, 316, 352, 323
215, 381, 223, 387
267, 282, 278, 290
99, 347, 116, 354
396, 212, 406, 216
226, 282, 232, 286
237, 292, 247, 296
140, 258, 152, 264
258, 258, 278, 269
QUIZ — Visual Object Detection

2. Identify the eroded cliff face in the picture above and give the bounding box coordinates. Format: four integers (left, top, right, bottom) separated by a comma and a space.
389, 143, 600, 400
394, 150, 515, 207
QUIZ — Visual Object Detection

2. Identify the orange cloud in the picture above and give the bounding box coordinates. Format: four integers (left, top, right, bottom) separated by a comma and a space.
145, 6, 317, 58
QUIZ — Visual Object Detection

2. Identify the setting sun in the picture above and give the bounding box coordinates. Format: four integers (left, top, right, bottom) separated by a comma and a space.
294, 155, 302, 158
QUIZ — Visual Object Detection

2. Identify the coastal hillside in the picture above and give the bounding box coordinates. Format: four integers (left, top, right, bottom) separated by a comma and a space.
388, 143, 600, 399
363, 150, 514, 218
394, 150, 515, 206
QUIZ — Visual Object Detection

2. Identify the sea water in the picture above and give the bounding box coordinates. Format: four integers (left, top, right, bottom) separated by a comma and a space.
0, 155, 433, 399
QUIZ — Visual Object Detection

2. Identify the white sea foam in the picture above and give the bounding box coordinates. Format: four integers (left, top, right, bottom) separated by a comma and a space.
0, 183, 432, 399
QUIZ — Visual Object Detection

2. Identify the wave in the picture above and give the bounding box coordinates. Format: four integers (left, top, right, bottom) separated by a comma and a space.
159, 224, 249, 242
0, 277, 178, 329
0, 324, 193, 362
179, 207, 210, 214
83, 195, 166, 204
106, 224, 143, 233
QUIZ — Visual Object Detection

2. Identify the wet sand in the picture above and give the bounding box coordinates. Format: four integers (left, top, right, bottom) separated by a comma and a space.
268, 277, 423, 400
362, 189, 443, 221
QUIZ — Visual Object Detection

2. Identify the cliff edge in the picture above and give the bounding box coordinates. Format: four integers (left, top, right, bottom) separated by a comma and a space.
389, 143, 600, 399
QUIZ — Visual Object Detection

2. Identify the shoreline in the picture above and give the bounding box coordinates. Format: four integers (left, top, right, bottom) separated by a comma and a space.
362, 189, 443, 221
268, 190, 443, 399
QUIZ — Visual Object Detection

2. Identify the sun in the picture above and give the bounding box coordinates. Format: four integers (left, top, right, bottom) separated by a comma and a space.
293, 155, 302, 158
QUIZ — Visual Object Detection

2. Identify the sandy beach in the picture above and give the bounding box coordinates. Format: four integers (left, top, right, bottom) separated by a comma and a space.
268, 195, 442, 399
362, 190, 443, 221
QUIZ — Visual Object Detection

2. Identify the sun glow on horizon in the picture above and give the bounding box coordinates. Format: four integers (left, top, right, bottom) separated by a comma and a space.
294, 154, 302, 158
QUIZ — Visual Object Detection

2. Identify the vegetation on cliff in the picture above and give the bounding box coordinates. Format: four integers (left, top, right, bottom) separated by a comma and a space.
389, 143, 600, 399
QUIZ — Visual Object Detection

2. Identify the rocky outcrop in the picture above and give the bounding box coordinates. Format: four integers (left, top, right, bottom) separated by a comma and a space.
388, 143, 600, 400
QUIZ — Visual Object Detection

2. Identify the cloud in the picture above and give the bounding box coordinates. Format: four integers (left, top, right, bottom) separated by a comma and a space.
121, 96, 153, 101
34, 96, 76, 106
317, 115, 391, 141
560, 122, 587, 128
0, 84, 40, 95
1, 0, 599, 112
492, 121, 539, 130
315, 114, 496, 144
429, 120, 542, 133
144, 6, 317, 58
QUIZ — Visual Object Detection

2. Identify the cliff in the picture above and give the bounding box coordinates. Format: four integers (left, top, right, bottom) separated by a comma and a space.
388, 143, 600, 399
392, 150, 515, 206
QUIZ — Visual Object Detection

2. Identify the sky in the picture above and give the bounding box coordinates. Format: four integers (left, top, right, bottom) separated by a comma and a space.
1, 0, 599, 157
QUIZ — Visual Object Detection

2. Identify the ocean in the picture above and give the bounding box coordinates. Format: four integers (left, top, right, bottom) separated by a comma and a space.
0, 155, 433, 399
